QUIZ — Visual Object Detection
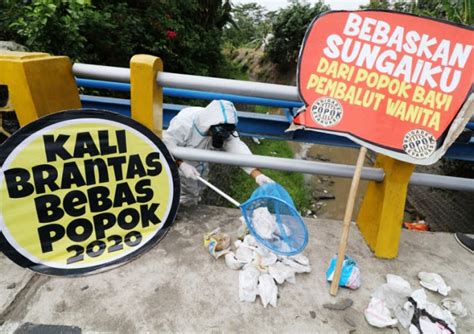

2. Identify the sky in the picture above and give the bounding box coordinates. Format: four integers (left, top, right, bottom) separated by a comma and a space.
232, 0, 369, 11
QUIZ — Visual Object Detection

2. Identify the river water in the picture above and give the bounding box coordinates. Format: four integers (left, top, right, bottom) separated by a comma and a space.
290, 142, 369, 220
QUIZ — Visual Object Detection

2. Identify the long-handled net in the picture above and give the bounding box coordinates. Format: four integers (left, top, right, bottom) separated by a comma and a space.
197, 177, 308, 256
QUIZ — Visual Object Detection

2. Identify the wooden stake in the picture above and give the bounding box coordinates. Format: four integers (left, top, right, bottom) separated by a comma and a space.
330, 146, 368, 296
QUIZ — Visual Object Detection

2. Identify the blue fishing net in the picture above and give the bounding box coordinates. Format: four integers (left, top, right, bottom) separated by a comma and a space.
240, 183, 309, 256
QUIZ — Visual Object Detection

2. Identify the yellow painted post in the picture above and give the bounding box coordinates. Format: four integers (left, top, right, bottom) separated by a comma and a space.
0, 51, 81, 126
356, 155, 415, 258
130, 55, 163, 137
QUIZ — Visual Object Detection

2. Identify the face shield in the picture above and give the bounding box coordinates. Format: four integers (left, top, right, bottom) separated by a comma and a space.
209, 124, 237, 148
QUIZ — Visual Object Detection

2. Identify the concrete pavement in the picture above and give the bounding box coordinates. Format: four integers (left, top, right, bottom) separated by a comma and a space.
1, 205, 472, 333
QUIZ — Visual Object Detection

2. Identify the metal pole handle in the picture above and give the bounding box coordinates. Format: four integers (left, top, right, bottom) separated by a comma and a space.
196, 176, 241, 207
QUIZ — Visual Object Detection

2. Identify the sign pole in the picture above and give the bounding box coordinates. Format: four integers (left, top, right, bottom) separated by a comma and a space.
294, 10, 474, 294
330, 146, 367, 296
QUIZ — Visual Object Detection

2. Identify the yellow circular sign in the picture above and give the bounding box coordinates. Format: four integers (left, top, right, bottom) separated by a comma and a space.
0, 110, 180, 275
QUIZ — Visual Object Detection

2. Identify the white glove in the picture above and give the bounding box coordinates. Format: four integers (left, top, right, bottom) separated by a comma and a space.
179, 162, 200, 180
255, 174, 274, 186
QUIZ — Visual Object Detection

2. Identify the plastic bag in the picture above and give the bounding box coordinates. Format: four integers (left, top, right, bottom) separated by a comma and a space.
281, 256, 311, 274
225, 252, 243, 270
326, 255, 361, 289
396, 301, 416, 328
290, 254, 310, 266
269, 261, 296, 284
239, 265, 260, 302
243, 234, 258, 248
409, 289, 456, 333
235, 245, 254, 264
254, 247, 278, 267
252, 207, 278, 239
258, 273, 278, 308
409, 317, 452, 334
373, 274, 412, 310
441, 298, 467, 318
364, 297, 398, 328
418, 272, 451, 296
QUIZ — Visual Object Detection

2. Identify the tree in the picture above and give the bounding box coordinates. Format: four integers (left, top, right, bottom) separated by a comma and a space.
415, 0, 473, 25
223, 3, 271, 48
360, 0, 391, 10
360, 0, 474, 177
265, 0, 330, 70
361, 0, 472, 25
1, 0, 234, 76
360, 0, 414, 12
0, 1, 23, 41
1, 0, 95, 59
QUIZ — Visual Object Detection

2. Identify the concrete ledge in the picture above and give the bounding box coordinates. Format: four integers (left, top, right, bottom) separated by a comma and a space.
0, 257, 34, 315
1, 205, 472, 332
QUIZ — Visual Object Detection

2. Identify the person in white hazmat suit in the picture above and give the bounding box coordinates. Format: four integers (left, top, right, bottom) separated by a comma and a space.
163, 100, 274, 206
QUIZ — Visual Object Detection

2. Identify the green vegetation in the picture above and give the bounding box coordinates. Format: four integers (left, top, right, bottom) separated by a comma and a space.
227, 138, 311, 213
1, 0, 472, 202
0, 0, 233, 76
265, 1, 329, 70
361, 0, 473, 25
362, 0, 474, 177
3, 0, 469, 75
223, 3, 272, 49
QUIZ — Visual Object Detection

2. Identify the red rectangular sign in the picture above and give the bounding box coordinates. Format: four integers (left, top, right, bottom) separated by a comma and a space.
294, 10, 473, 164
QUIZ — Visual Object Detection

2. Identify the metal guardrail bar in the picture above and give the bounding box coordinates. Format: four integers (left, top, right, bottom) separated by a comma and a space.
76, 78, 130, 91
157, 72, 299, 101
408, 173, 474, 192
79, 94, 474, 190
76, 78, 303, 108
74, 64, 130, 82
73, 63, 474, 122
171, 147, 474, 192
171, 147, 385, 181
73, 63, 299, 101
76, 79, 474, 130
80, 95, 474, 161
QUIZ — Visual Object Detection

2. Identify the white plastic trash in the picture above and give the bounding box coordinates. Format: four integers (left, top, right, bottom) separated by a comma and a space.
396, 301, 415, 328
364, 297, 398, 328
268, 262, 296, 284
290, 254, 310, 266
373, 274, 412, 310
235, 244, 254, 264
258, 273, 278, 308
281, 257, 311, 274
418, 272, 451, 296
239, 265, 260, 303
255, 247, 278, 267
441, 298, 468, 318
243, 234, 258, 247
252, 207, 277, 240
386, 274, 411, 290
225, 252, 243, 270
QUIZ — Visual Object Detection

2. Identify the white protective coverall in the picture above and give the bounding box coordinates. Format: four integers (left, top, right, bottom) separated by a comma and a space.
163, 100, 254, 206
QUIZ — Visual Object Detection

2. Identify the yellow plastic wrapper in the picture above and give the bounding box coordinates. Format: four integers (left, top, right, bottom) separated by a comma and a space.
203, 228, 230, 259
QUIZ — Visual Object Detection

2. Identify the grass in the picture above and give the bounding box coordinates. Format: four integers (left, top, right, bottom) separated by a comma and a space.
253, 105, 268, 114
228, 138, 311, 214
